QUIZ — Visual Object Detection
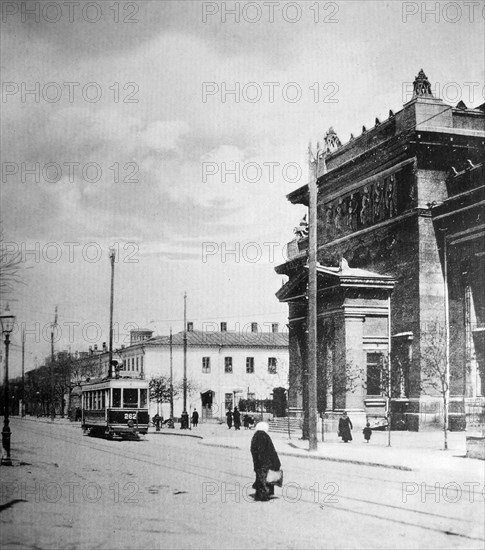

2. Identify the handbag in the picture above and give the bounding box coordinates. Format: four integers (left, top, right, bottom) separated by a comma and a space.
266, 469, 283, 487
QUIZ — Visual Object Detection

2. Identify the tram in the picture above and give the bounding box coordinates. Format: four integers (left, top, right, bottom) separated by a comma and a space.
81, 377, 149, 439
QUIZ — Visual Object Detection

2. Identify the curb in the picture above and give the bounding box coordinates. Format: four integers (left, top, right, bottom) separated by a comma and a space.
19, 416, 75, 426
279, 450, 414, 471
147, 431, 203, 440
199, 440, 414, 471
199, 441, 241, 450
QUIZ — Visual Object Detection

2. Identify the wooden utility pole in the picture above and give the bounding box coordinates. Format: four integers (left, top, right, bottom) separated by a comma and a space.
443, 234, 450, 450
108, 248, 115, 378
183, 293, 187, 413
307, 143, 322, 451
21, 327, 25, 417
169, 327, 174, 419
50, 305, 57, 420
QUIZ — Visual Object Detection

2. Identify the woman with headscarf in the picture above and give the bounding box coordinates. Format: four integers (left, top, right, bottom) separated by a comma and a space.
338, 411, 353, 443
250, 422, 281, 501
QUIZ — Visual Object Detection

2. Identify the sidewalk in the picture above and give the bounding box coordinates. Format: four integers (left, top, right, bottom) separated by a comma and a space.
192, 422, 485, 478
15, 415, 485, 478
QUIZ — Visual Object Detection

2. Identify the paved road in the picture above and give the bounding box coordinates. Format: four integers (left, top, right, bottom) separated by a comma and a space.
1, 418, 483, 549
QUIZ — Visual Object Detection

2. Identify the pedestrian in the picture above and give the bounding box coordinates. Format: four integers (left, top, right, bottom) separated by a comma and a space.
233, 406, 241, 430
191, 409, 199, 428
243, 414, 250, 429
338, 411, 353, 443
153, 413, 162, 431
363, 422, 372, 443
250, 422, 281, 501
181, 410, 189, 429
226, 408, 233, 429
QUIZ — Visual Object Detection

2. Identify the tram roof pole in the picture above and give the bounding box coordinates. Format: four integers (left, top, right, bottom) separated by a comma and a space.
170, 327, 174, 419
108, 248, 115, 379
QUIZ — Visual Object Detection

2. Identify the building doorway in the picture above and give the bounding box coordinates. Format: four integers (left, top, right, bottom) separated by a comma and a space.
201, 390, 214, 421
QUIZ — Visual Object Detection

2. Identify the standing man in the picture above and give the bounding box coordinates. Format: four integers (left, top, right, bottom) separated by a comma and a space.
338, 411, 353, 443
226, 408, 233, 429
233, 406, 241, 430
191, 409, 199, 428
181, 410, 189, 430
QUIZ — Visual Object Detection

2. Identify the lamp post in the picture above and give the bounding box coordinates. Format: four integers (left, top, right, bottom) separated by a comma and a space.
1, 305, 16, 466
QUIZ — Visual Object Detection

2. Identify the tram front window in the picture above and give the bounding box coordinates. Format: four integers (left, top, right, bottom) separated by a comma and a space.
123, 388, 138, 408
140, 389, 147, 408
113, 388, 121, 408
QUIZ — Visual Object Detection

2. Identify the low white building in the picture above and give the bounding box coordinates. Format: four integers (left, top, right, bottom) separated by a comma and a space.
118, 325, 289, 421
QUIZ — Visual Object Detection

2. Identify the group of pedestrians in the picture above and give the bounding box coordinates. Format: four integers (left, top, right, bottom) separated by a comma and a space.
338, 411, 373, 443
225, 407, 256, 430
225, 406, 241, 430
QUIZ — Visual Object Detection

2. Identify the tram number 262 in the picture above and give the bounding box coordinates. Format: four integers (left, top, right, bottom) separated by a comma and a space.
124, 413, 137, 420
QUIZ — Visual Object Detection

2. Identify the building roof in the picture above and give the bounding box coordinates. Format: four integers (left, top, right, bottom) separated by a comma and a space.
286, 70, 485, 206
145, 330, 288, 349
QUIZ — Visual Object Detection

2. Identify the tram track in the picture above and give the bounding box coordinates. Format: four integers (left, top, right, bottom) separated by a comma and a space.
16, 420, 485, 544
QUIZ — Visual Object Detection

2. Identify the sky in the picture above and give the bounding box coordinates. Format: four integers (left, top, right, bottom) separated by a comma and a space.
1, 0, 484, 377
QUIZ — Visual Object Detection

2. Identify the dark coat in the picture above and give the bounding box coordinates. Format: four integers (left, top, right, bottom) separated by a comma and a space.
250, 431, 281, 472
250, 430, 281, 500
233, 408, 241, 428
226, 411, 233, 427
338, 416, 353, 441
191, 411, 199, 424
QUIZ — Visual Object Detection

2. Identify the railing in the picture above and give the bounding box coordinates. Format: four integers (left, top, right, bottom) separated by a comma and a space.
465, 400, 485, 433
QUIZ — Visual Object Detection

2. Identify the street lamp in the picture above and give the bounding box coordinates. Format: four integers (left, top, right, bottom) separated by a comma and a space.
1, 304, 15, 466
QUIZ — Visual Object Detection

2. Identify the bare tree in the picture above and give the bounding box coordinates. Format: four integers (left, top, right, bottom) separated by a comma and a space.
342, 353, 407, 447
419, 323, 460, 450
0, 227, 27, 301
149, 375, 199, 415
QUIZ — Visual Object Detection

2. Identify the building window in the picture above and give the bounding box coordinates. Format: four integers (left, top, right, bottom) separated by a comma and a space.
136, 357, 139, 371
112, 388, 121, 408
268, 357, 277, 374
220, 322, 227, 332
225, 357, 233, 373
124, 388, 138, 408
225, 393, 233, 410
141, 356, 144, 370
202, 357, 211, 373
366, 352, 384, 395
140, 389, 147, 408
246, 357, 254, 373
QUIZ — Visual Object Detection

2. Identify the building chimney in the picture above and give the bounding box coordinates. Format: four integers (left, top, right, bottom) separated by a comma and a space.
94, 344, 98, 352
251, 322, 258, 333
220, 322, 227, 332
89, 346, 93, 355
187, 322, 193, 332
272, 323, 279, 333
102, 342, 107, 351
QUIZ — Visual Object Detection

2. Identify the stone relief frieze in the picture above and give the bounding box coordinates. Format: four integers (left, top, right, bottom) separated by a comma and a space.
321, 170, 410, 241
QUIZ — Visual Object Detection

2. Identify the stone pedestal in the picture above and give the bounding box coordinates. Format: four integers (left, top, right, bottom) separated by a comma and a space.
466, 436, 485, 460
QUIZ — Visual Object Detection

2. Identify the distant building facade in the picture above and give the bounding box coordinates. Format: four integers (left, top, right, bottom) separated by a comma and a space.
124, 324, 289, 421
68, 324, 289, 421
276, 70, 484, 430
